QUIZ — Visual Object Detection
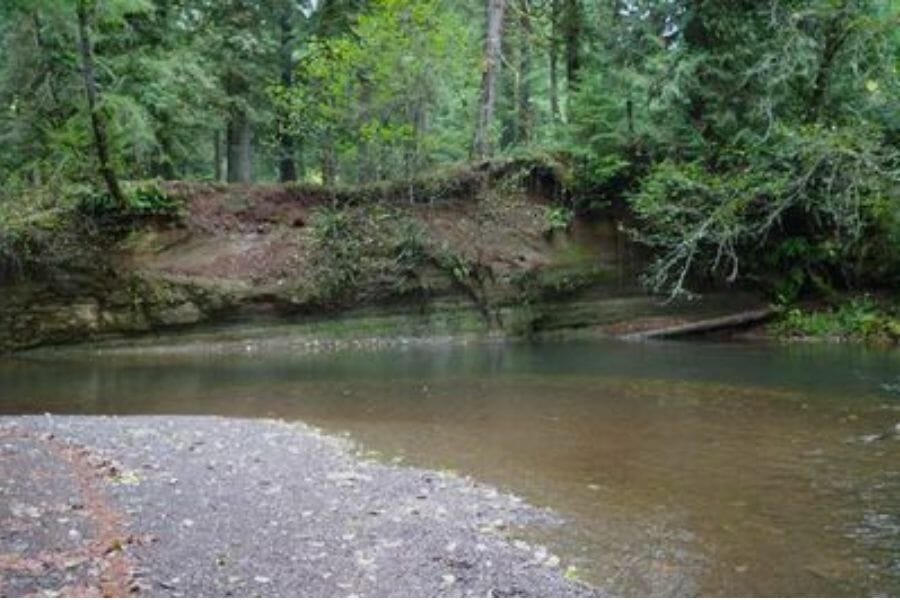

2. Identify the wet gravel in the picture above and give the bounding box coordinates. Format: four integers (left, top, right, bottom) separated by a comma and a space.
1, 415, 596, 597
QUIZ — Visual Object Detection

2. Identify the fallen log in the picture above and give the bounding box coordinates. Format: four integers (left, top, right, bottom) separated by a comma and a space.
621, 307, 776, 341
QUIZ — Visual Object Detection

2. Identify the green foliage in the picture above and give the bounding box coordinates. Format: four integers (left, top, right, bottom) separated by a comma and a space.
278, 0, 479, 183
543, 206, 573, 235
308, 204, 430, 305
78, 181, 182, 221
629, 124, 898, 298
774, 296, 900, 343
0, 0, 896, 311
0, 180, 96, 278
566, 0, 900, 299
432, 248, 474, 286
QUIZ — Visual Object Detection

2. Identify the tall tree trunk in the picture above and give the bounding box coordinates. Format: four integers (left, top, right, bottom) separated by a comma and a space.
321, 135, 336, 186
214, 130, 223, 181
357, 71, 374, 183
808, 11, 848, 123
226, 111, 252, 183
499, 3, 518, 149
548, 0, 560, 123
154, 124, 176, 180
278, 5, 297, 182
410, 101, 426, 179
32, 11, 62, 111
516, 0, 533, 144
562, 0, 582, 93
76, 0, 125, 207
472, 0, 507, 159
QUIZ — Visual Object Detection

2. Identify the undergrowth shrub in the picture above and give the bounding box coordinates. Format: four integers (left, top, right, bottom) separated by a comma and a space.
627, 125, 899, 299
308, 204, 430, 305
773, 296, 900, 343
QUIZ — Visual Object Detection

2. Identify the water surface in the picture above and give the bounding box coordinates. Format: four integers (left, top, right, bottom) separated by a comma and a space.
2, 337, 898, 595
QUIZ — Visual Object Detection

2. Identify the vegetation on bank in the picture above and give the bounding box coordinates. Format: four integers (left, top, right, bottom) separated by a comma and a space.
772, 295, 900, 345
0, 0, 897, 333
0, 179, 182, 280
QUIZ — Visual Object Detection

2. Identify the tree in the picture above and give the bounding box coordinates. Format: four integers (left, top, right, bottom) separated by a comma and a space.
515, 0, 534, 145
76, 0, 125, 206
561, 0, 581, 94
276, 0, 300, 182
472, 0, 506, 159
281, 0, 476, 184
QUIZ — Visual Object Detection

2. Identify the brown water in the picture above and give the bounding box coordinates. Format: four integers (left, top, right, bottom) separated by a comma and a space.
1, 337, 898, 596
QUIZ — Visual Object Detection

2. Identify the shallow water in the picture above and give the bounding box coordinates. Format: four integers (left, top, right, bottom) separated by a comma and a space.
2, 337, 898, 596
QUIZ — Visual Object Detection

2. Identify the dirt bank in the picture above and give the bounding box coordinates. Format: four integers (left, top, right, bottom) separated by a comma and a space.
0, 159, 766, 353
0, 415, 595, 597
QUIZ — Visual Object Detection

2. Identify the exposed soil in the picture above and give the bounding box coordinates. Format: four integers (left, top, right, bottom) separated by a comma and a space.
144, 178, 560, 289
0, 158, 769, 353
0, 416, 596, 598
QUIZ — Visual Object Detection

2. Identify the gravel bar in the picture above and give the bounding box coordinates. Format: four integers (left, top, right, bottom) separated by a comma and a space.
0, 415, 597, 597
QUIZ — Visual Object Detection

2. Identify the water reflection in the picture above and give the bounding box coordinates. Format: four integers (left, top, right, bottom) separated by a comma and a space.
1, 338, 898, 595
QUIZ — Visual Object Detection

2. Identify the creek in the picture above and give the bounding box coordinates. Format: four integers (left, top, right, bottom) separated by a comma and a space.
1, 336, 898, 595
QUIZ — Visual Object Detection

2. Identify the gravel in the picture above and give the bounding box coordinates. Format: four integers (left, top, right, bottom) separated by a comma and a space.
0, 415, 596, 597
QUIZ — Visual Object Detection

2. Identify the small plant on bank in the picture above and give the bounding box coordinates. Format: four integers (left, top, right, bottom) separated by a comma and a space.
544, 206, 574, 237
308, 205, 431, 306
0, 182, 104, 280
773, 296, 900, 344
78, 181, 183, 223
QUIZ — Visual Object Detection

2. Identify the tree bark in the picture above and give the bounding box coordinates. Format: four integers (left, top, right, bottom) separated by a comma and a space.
808, 10, 849, 123
472, 0, 507, 159
516, 0, 533, 144
278, 4, 297, 182
76, 0, 125, 207
214, 130, 223, 182
153, 125, 176, 180
562, 0, 582, 93
321, 136, 336, 186
226, 111, 253, 183
548, 0, 560, 123
357, 71, 374, 183
620, 308, 776, 341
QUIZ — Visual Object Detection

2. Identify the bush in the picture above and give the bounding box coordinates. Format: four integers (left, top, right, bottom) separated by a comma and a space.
308, 204, 430, 305
774, 296, 900, 343
627, 125, 899, 299
543, 206, 574, 236
78, 181, 182, 223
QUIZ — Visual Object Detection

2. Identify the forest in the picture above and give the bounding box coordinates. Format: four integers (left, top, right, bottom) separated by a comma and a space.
3, 3, 900, 598
0, 0, 898, 305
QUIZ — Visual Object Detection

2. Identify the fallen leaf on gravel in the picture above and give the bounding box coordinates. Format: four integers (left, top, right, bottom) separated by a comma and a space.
110, 471, 141, 486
